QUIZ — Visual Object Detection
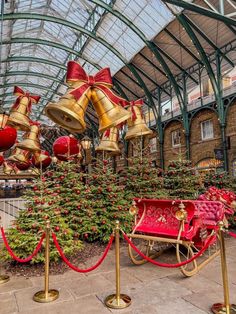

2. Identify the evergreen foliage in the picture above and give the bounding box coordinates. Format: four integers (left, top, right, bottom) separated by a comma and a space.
164, 160, 201, 199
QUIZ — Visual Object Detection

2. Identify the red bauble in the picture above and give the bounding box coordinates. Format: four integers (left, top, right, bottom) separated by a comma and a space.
0, 126, 17, 152
32, 151, 52, 169
0, 155, 4, 166
53, 136, 80, 161
15, 160, 31, 171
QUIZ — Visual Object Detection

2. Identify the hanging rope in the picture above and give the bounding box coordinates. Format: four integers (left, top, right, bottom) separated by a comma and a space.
52, 232, 114, 273
1, 227, 45, 263
123, 232, 216, 268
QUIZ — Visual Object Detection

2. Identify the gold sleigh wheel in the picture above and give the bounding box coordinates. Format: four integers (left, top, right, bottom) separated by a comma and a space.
176, 243, 198, 277
128, 236, 164, 265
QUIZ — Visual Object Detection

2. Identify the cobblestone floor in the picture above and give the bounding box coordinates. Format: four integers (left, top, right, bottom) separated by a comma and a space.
1, 237, 236, 314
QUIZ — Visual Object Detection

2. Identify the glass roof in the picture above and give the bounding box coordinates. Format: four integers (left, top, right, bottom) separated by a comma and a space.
2, 0, 234, 128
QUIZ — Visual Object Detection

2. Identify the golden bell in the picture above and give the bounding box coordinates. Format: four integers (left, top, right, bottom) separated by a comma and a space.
0, 113, 9, 128
7, 96, 31, 131
16, 124, 41, 152
3, 162, 17, 175
44, 82, 91, 133
125, 105, 153, 140
129, 205, 138, 216
8, 148, 31, 163
96, 127, 120, 153
91, 88, 131, 133
33, 151, 48, 164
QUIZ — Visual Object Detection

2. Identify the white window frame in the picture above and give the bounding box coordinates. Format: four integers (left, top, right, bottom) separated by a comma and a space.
171, 129, 181, 147
150, 137, 157, 153
201, 119, 214, 140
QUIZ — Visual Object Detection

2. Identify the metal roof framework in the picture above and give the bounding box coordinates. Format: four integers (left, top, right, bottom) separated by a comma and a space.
0, 0, 235, 130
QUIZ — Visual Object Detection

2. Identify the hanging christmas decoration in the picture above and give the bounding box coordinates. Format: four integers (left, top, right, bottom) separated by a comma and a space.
0, 113, 17, 152
7, 86, 40, 131
45, 61, 131, 133
8, 147, 31, 163
3, 161, 19, 175
53, 135, 80, 161
96, 127, 120, 154
16, 121, 41, 152
0, 153, 4, 166
14, 160, 31, 171
125, 99, 153, 140
32, 150, 52, 169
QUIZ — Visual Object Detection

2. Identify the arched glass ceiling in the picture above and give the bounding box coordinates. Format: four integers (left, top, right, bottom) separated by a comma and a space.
0, 0, 235, 127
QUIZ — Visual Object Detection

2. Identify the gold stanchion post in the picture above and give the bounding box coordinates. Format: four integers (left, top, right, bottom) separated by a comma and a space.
211, 221, 236, 314
104, 220, 131, 309
33, 220, 59, 303
0, 217, 10, 284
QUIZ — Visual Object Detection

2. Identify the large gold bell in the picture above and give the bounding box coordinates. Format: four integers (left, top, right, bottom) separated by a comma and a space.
96, 127, 120, 154
91, 88, 131, 133
7, 96, 31, 131
125, 104, 152, 140
16, 123, 41, 152
44, 82, 91, 133
8, 147, 31, 163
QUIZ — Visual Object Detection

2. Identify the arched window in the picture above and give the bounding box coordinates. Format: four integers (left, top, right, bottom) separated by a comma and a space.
195, 158, 224, 174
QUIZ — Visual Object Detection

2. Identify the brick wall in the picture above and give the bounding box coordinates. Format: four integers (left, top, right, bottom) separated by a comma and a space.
190, 108, 221, 166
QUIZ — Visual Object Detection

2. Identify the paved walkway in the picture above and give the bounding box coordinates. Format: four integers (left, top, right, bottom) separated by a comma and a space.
1, 237, 236, 314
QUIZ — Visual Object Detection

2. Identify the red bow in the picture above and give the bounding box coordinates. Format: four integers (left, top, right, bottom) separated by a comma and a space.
13, 86, 41, 112
129, 99, 144, 121
66, 61, 124, 105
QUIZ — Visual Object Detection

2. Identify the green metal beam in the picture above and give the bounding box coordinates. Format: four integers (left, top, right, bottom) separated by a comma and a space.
0, 82, 61, 95
162, 0, 236, 26
153, 42, 198, 84
0, 71, 67, 85
2, 13, 155, 108
90, 0, 184, 109
2, 56, 67, 70
164, 28, 202, 63
177, 15, 219, 97
183, 15, 234, 67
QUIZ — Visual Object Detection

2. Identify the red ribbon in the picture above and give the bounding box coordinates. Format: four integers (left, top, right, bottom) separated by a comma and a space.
104, 129, 111, 138
129, 99, 144, 121
66, 61, 125, 105
13, 86, 41, 113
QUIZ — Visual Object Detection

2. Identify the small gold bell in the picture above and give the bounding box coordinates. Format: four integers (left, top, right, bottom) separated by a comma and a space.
125, 102, 153, 140
3, 162, 17, 175
96, 127, 120, 154
16, 122, 41, 152
8, 147, 31, 163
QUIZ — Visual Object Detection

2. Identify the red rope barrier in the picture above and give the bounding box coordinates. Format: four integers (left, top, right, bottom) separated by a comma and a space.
52, 232, 114, 273
228, 231, 236, 239
1, 227, 45, 263
123, 232, 216, 268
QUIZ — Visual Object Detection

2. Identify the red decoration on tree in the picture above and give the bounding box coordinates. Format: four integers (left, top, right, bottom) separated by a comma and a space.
53, 136, 80, 161
31, 150, 52, 169
0, 126, 17, 152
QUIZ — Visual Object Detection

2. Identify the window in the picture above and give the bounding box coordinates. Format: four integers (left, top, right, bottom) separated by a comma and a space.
149, 137, 157, 153
172, 130, 181, 147
201, 120, 214, 140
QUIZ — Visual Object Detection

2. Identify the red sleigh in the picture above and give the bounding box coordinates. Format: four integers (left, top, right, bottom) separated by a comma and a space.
128, 198, 225, 276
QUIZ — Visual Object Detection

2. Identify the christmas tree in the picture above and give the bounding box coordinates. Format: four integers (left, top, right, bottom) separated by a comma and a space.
203, 171, 236, 190
164, 159, 201, 199
124, 142, 167, 200
1, 161, 84, 263
74, 158, 132, 242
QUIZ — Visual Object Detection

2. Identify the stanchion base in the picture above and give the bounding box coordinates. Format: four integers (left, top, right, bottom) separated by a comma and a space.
212, 303, 236, 313
33, 289, 59, 303
104, 294, 131, 309
0, 275, 10, 284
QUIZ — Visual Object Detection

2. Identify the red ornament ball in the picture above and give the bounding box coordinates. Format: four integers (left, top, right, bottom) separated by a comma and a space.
0, 155, 4, 166
0, 126, 17, 152
32, 151, 51, 169
15, 160, 31, 171
53, 136, 80, 161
